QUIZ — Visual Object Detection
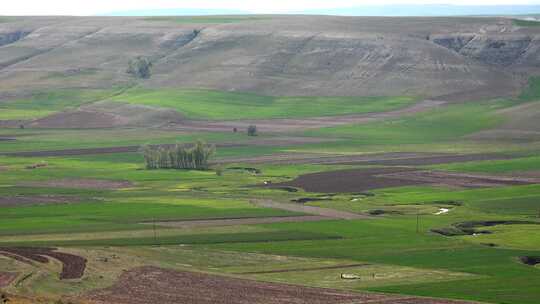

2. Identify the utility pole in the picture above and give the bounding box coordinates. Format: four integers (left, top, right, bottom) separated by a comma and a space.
416, 210, 420, 234
153, 217, 158, 246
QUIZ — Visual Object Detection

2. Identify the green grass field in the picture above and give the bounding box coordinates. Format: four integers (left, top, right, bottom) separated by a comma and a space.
2, 81, 540, 303
110, 88, 418, 120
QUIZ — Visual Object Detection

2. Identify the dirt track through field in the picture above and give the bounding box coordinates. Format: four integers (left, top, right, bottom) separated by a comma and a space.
84, 266, 477, 304
214, 152, 517, 166
1, 137, 334, 157
251, 199, 370, 220
237, 263, 371, 275
149, 200, 367, 229
0, 195, 81, 207
20, 179, 132, 190
150, 215, 332, 228
164, 99, 447, 133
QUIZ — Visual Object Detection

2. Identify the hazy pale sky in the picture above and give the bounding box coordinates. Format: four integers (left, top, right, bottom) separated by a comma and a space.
3, 0, 540, 16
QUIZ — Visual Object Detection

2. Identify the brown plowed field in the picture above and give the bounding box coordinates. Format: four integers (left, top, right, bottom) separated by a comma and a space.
275, 167, 422, 193
275, 167, 539, 193
381, 171, 540, 188
85, 266, 476, 304
0, 247, 86, 280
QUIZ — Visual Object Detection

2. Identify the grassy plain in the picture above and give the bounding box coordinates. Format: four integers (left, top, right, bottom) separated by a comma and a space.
1, 80, 540, 304
110, 88, 418, 120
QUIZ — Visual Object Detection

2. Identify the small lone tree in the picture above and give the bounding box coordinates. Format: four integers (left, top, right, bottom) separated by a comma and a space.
247, 125, 257, 136
127, 56, 152, 79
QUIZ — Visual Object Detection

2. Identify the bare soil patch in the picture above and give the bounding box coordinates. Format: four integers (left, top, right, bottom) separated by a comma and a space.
21, 179, 132, 190
151, 215, 331, 228
274, 167, 422, 193
0, 247, 86, 280
274, 168, 540, 194
0, 195, 81, 208
0, 272, 17, 287
85, 266, 475, 304
380, 170, 539, 188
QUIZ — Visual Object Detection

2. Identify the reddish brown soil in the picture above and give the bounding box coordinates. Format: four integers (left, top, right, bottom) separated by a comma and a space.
85, 266, 475, 304
0, 272, 17, 287
275, 167, 423, 193
0, 195, 81, 208
0, 247, 86, 280
20, 179, 132, 190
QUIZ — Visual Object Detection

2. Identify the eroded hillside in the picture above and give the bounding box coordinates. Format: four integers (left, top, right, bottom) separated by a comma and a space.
0, 16, 539, 100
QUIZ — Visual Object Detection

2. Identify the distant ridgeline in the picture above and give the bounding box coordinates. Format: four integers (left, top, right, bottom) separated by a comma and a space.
104, 5, 540, 17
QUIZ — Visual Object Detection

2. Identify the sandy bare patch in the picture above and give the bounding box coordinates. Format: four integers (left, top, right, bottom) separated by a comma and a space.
21, 179, 132, 190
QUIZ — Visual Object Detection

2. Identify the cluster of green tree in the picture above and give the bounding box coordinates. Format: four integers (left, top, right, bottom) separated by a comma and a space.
141, 141, 215, 170
127, 56, 153, 79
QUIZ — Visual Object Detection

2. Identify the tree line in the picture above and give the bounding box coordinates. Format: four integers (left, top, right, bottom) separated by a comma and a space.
141, 141, 215, 170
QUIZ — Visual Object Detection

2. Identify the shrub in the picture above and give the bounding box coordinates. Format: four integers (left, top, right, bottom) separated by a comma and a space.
141, 141, 215, 170
127, 56, 152, 79
247, 125, 257, 136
